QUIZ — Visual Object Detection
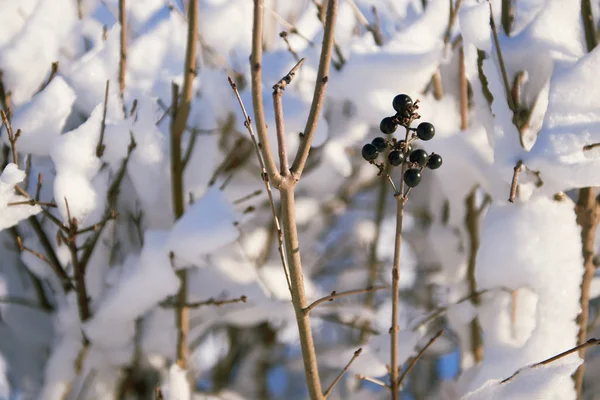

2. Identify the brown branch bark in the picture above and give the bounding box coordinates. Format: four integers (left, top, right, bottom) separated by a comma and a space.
574, 188, 599, 396
574, 7, 598, 395
466, 190, 483, 363
170, 0, 198, 372
251, 0, 283, 187
290, 0, 338, 180
119, 0, 127, 108
280, 187, 323, 399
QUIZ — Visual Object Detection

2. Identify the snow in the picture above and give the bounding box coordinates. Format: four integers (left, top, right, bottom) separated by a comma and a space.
84, 231, 180, 347
0, 163, 41, 230
3, 77, 76, 156
166, 187, 240, 266
462, 359, 582, 400
465, 196, 583, 397
0, 0, 77, 105
50, 104, 104, 222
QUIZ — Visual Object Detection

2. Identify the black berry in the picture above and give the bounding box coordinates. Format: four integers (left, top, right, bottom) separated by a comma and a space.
372, 137, 387, 152
362, 143, 379, 161
427, 153, 443, 169
398, 140, 412, 154
388, 150, 403, 166
409, 149, 428, 166
393, 94, 413, 115
404, 169, 421, 187
416, 122, 435, 141
380, 117, 397, 134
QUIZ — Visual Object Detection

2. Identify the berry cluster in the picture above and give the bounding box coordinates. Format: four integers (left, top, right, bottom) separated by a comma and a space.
361, 94, 442, 188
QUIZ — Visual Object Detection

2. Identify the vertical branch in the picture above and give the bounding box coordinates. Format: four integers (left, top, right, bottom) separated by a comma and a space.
290, 0, 338, 180
119, 0, 127, 108
281, 187, 323, 399
359, 173, 389, 343
390, 195, 406, 400
574, 187, 599, 397
574, 9, 598, 396
459, 46, 468, 130
170, 0, 198, 371
465, 190, 483, 363
582, 0, 598, 52
251, 0, 283, 186
501, 0, 514, 36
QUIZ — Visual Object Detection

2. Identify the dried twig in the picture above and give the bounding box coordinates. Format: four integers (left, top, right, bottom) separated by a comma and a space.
304, 286, 386, 314
163, 295, 247, 309
355, 374, 390, 389
1, 109, 18, 165
119, 0, 127, 107
323, 348, 362, 398
272, 58, 306, 176
290, 1, 337, 180
397, 329, 444, 387
508, 160, 524, 203
228, 77, 292, 294
251, 0, 283, 187
170, 0, 198, 371
96, 80, 109, 157
503, 338, 600, 384
488, 2, 516, 114
459, 45, 468, 130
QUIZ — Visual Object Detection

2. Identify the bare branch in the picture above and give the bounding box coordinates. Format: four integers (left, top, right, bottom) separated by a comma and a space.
1, 109, 18, 165
304, 285, 386, 314
228, 77, 292, 294
397, 329, 444, 387
273, 58, 306, 176
323, 348, 362, 398
119, 0, 127, 107
96, 80, 109, 157
290, 0, 338, 180
503, 338, 600, 384
355, 374, 390, 389
251, 0, 283, 187
163, 295, 247, 309
508, 160, 524, 203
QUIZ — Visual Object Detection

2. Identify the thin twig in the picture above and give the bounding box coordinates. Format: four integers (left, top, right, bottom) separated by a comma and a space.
251, 0, 283, 187
228, 77, 292, 295
397, 329, 444, 387
96, 80, 110, 157
323, 348, 362, 398
359, 172, 389, 342
459, 45, 468, 130
1, 109, 18, 165
272, 58, 306, 176
304, 285, 386, 314
489, 2, 516, 114
163, 295, 247, 309
355, 374, 390, 389
508, 160, 524, 203
119, 0, 127, 111
290, 0, 338, 181
280, 32, 300, 62
503, 338, 600, 384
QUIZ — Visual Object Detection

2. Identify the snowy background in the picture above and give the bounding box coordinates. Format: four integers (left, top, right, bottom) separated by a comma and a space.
1, 0, 600, 399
